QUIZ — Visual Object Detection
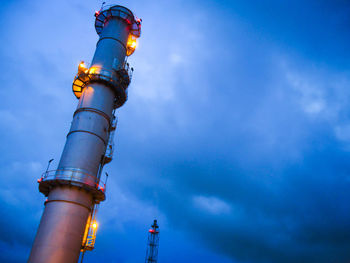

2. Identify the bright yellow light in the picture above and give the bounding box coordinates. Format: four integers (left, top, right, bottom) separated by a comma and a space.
92, 222, 98, 229
129, 40, 137, 48
126, 35, 138, 56
78, 61, 88, 76
79, 61, 86, 68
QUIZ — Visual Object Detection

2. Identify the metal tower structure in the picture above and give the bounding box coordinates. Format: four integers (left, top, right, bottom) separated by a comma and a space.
145, 220, 160, 263
28, 5, 141, 263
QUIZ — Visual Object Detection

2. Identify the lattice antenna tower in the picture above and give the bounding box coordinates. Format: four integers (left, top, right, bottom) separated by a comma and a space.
145, 219, 160, 263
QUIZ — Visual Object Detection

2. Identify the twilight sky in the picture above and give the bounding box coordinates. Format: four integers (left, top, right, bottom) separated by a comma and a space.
1, 0, 350, 262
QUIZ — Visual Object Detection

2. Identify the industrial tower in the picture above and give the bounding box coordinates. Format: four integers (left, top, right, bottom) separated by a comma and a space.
145, 220, 160, 263
28, 5, 141, 263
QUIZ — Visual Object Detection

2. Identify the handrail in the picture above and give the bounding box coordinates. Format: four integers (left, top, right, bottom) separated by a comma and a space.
38, 168, 106, 193
88, 64, 133, 85
72, 63, 132, 109
94, 5, 141, 38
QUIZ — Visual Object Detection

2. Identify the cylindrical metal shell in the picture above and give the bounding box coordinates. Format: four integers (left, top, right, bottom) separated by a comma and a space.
28, 187, 93, 263
92, 18, 129, 69
29, 8, 133, 263
58, 83, 115, 177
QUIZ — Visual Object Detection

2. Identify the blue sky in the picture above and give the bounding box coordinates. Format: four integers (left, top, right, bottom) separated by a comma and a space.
1, 0, 350, 262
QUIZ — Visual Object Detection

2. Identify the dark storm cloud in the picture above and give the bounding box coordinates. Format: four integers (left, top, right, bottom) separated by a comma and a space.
113, 1, 350, 262
1, 0, 350, 263
215, 0, 350, 66
153, 151, 350, 263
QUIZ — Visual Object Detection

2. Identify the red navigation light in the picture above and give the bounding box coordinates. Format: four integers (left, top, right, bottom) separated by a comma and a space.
97, 184, 105, 192
95, 11, 99, 17
37, 178, 42, 183
149, 229, 155, 233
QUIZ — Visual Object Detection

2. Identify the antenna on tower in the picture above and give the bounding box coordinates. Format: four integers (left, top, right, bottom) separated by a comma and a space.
145, 219, 160, 263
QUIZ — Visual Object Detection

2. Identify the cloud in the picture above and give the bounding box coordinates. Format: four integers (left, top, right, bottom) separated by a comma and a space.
114, 2, 350, 262
193, 195, 231, 215
2, 0, 350, 263
335, 125, 350, 142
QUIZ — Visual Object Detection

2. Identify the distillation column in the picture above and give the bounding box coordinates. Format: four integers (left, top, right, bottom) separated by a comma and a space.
28, 5, 141, 263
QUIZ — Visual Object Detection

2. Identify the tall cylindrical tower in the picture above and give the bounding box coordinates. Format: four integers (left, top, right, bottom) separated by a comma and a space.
28, 5, 141, 263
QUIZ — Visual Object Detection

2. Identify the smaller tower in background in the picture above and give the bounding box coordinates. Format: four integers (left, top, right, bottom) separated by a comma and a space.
145, 219, 160, 263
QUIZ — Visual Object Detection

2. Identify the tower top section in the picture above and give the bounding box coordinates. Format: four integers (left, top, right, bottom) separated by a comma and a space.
149, 219, 159, 234
94, 5, 142, 38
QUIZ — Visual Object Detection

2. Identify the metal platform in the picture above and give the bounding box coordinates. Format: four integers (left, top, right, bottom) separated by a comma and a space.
72, 63, 133, 108
38, 168, 106, 202
94, 5, 141, 38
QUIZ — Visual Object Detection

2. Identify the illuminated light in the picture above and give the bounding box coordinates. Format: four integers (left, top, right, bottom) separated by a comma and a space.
37, 178, 42, 183
92, 222, 98, 229
126, 35, 138, 56
130, 41, 137, 48
149, 229, 155, 233
78, 62, 87, 76
79, 61, 86, 69
94, 11, 99, 17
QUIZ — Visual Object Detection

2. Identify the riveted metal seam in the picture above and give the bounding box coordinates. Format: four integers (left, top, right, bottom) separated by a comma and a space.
73, 107, 111, 123
67, 130, 107, 146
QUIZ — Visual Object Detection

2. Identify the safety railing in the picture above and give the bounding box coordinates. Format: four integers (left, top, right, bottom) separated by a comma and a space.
94, 5, 141, 38
89, 67, 120, 85
38, 168, 106, 193
72, 63, 132, 102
